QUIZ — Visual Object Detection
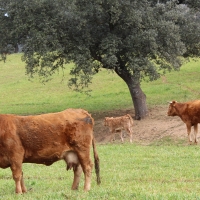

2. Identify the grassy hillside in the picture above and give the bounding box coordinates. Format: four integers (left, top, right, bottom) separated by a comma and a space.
0, 54, 200, 115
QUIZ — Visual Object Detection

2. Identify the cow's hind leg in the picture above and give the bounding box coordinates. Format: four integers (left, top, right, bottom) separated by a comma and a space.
126, 128, 133, 143
109, 131, 115, 143
83, 160, 93, 191
63, 151, 82, 190
194, 124, 198, 144
78, 152, 93, 191
71, 165, 82, 190
119, 130, 124, 143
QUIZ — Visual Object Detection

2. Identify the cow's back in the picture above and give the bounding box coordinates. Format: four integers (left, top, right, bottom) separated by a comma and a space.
187, 100, 200, 115
105, 115, 133, 130
183, 101, 200, 124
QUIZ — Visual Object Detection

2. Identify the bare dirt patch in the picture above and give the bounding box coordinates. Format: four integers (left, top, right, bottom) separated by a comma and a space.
92, 105, 195, 145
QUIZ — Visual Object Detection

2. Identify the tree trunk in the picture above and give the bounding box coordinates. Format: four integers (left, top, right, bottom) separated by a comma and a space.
115, 68, 148, 120
127, 82, 148, 120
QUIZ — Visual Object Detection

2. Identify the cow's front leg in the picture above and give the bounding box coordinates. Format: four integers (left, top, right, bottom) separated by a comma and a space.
10, 163, 25, 194
186, 124, 192, 144
129, 133, 133, 143
21, 172, 27, 193
71, 165, 82, 190
194, 124, 198, 144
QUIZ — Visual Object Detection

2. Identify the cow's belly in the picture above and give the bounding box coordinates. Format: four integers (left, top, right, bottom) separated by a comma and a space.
23, 156, 60, 166
23, 147, 69, 166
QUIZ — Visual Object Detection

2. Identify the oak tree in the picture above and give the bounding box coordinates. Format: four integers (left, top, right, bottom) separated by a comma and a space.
0, 0, 200, 119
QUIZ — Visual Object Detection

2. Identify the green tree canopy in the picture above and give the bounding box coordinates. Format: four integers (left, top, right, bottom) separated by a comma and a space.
1, 0, 200, 119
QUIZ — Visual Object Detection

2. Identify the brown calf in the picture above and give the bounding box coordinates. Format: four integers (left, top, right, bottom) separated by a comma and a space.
104, 114, 134, 143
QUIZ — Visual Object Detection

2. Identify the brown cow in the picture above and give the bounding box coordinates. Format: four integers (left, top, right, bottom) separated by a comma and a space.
167, 100, 200, 144
0, 108, 100, 194
104, 114, 134, 143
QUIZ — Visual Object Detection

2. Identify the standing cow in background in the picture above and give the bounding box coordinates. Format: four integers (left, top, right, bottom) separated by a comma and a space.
0, 108, 100, 194
104, 114, 134, 143
167, 100, 200, 144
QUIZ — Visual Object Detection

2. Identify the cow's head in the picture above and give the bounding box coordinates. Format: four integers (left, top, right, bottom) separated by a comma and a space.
104, 117, 109, 126
167, 101, 178, 116
104, 117, 113, 126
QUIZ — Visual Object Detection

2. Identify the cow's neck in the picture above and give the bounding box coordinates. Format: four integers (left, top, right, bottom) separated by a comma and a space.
175, 103, 187, 117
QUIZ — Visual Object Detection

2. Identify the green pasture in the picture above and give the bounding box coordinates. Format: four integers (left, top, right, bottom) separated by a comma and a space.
0, 54, 200, 115
1, 55, 200, 199
1, 144, 200, 199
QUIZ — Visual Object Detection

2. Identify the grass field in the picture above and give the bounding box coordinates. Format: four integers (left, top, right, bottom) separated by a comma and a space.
1, 144, 200, 199
0, 55, 200, 199
0, 54, 200, 115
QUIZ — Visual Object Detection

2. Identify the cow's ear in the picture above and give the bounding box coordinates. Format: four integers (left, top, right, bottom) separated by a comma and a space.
168, 101, 176, 106
171, 100, 177, 106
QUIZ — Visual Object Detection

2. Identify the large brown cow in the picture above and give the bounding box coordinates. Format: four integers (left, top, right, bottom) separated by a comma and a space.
104, 114, 134, 143
167, 100, 200, 144
0, 108, 100, 194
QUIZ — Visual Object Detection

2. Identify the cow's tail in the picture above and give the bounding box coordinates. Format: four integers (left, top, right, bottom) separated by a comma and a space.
92, 138, 101, 185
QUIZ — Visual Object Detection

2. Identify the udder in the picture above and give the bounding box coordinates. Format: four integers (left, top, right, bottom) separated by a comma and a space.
63, 151, 80, 171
